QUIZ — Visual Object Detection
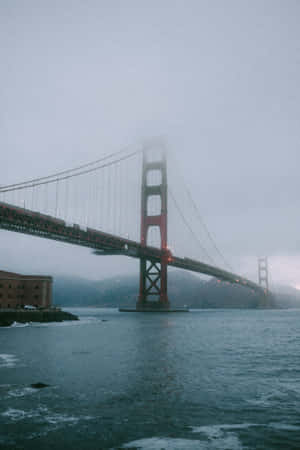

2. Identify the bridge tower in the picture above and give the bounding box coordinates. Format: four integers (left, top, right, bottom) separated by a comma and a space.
137, 147, 170, 310
258, 256, 269, 291
258, 256, 270, 307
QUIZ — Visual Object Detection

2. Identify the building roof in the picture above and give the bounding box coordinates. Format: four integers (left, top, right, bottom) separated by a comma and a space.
0, 270, 52, 281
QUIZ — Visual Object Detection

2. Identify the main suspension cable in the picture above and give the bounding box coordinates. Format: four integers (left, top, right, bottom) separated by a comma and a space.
0, 149, 141, 193
169, 188, 216, 265
0, 144, 140, 191
169, 152, 233, 271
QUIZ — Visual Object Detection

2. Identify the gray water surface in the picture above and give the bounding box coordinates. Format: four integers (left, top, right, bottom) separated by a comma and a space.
0, 308, 300, 449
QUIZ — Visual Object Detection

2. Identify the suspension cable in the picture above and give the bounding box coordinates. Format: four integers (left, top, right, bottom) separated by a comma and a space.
0, 149, 141, 193
182, 183, 233, 270
169, 188, 216, 265
169, 153, 233, 270
0, 144, 140, 191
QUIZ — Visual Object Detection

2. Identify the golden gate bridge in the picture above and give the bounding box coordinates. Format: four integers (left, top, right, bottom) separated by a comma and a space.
0, 141, 266, 311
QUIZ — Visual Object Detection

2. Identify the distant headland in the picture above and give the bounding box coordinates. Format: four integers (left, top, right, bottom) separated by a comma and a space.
52, 271, 300, 310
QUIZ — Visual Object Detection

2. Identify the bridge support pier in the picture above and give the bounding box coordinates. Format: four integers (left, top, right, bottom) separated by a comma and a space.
138, 256, 169, 310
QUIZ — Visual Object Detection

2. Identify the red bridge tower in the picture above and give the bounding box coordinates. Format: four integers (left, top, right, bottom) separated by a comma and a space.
137, 148, 170, 310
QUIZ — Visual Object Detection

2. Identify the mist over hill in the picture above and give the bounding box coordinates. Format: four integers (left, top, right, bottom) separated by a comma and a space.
52, 271, 300, 309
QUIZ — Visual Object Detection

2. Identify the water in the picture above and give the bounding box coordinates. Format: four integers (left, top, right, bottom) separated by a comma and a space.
1, 308, 300, 449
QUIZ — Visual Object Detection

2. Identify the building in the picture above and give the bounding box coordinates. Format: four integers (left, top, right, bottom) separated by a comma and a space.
0, 270, 52, 309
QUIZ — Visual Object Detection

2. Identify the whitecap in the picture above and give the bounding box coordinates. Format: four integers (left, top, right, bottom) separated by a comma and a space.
8, 387, 36, 398
44, 413, 80, 425
2, 406, 93, 427
45, 413, 92, 425
30, 317, 97, 328
1, 408, 39, 421
122, 434, 243, 449
192, 423, 258, 437
0, 354, 18, 368
189, 422, 300, 449
122, 437, 209, 449
190, 423, 258, 449
11, 322, 29, 328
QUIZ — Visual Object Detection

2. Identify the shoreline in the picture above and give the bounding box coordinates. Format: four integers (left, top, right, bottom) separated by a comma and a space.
0, 308, 79, 327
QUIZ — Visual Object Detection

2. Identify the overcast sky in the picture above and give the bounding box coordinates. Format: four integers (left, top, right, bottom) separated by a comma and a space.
1, 0, 300, 287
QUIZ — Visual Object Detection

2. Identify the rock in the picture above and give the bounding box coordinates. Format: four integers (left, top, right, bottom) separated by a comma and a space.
30, 382, 50, 389
0, 309, 79, 325
0, 319, 13, 327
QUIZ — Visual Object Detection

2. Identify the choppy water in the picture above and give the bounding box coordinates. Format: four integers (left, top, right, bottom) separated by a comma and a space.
1, 308, 300, 449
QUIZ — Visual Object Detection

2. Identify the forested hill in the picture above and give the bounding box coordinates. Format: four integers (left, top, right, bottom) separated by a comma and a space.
52, 271, 300, 309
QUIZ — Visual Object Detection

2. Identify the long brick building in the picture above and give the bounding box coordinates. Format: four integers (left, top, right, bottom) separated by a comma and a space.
0, 270, 52, 309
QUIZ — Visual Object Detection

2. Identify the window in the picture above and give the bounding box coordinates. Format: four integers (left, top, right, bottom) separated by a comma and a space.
34, 295, 39, 300
35, 285, 39, 290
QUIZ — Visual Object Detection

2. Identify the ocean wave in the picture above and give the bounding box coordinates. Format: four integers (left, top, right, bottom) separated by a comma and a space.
121, 435, 243, 449
11, 322, 29, 328
190, 422, 300, 447
1, 407, 43, 421
8, 387, 36, 398
31, 316, 101, 328
268, 423, 300, 431
246, 386, 292, 408
1, 406, 93, 426
191, 424, 248, 449
0, 354, 18, 368
191, 423, 258, 437
0, 321, 29, 328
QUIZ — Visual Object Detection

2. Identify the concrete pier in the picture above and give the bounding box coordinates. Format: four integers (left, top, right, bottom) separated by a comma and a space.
119, 306, 189, 312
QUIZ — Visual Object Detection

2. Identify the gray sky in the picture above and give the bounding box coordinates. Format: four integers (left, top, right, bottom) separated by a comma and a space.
1, 0, 300, 287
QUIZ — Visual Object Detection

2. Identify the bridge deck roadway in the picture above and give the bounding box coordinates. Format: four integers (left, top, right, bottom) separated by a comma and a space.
0, 201, 264, 294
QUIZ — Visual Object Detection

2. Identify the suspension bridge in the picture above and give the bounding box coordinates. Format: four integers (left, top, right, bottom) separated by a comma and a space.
0, 142, 265, 311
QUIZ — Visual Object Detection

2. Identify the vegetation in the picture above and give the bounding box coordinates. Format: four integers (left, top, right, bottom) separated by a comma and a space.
53, 270, 300, 309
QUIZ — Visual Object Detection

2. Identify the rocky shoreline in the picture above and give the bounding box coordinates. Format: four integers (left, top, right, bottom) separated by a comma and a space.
0, 309, 79, 327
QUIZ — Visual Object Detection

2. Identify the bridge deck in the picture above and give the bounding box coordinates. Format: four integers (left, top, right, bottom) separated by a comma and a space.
0, 201, 264, 294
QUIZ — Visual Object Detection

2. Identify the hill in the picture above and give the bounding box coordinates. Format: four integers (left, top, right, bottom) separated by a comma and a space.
52, 271, 300, 309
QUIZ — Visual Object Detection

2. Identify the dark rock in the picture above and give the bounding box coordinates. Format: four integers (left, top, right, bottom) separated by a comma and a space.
0, 319, 13, 327
31, 382, 50, 389
0, 309, 79, 325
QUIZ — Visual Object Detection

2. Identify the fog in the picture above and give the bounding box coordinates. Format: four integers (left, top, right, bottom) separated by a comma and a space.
1, 0, 300, 287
